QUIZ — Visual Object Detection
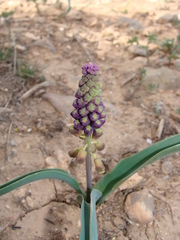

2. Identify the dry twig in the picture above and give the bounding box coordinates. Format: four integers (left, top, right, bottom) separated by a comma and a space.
12, 33, 17, 74
5, 119, 13, 162
20, 81, 54, 101
156, 118, 165, 139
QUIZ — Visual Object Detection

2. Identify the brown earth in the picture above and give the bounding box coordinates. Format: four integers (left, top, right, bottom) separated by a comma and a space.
0, 0, 180, 239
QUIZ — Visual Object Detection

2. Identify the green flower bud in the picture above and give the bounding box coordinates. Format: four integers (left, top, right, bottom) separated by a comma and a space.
76, 149, 87, 164
68, 148, 80, 158
95, 142, 105, 151
94, 158, 105, 174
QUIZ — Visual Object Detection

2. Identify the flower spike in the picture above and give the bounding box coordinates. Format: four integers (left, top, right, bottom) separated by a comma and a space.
69, 62, 106, 137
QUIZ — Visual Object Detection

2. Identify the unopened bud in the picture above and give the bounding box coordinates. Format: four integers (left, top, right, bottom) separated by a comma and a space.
94, 158, 105, 174
69, 125, 81, 137
91, 144, 96, 153
76, 149, 87, 164
95, 142, 105, 151
92, 128, 103, 139
68, 148, 80, 158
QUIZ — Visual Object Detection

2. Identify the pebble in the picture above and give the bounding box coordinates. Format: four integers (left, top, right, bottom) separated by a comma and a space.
157, 14, 178, 24
128, 45, 147, 57
26, 196, 35, 209
124, 189, 154, 224
45, 156, 58, 168
10, 140, 18, 147
13, 188, 27, 201
119, 173, 144, 190
161, 161, 173, 175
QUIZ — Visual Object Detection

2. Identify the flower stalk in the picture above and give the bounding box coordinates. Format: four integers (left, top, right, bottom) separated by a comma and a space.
85, 136, 92, 203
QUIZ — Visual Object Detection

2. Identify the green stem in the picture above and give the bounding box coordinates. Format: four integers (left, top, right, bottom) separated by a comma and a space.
85, 137, 92, 203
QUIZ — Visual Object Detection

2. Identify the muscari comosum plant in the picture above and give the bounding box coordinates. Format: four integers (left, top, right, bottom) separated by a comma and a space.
0, 63, 180, 239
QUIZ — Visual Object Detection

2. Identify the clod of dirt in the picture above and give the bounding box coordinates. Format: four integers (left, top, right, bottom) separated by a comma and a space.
124, 189, 154, 224
161, 161, 173, 175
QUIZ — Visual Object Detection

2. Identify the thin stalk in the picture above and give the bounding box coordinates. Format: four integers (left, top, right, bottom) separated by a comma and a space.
85, 137, 92, 203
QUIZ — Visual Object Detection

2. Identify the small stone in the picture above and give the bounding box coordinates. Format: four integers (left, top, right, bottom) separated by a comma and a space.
56, 149, 71, 171
157, 14, 178, 24
161, 161, 173, 175
45, 156, 58, 168
119, 173, 144, 190
128, 45, 147, 57
26, 196, 35, 209
10, 140, 18, 147
124, 189, 154, 224
13, 188, 27, 201
5, 205, 10, 210
27, 128, 32, 133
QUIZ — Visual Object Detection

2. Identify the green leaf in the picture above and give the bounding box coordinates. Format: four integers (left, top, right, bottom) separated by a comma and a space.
78, 195, 90, 240
90, 189, 102, 240
0, 168, 86, 199
93, 134, 180, 205
78, 190, 102, 240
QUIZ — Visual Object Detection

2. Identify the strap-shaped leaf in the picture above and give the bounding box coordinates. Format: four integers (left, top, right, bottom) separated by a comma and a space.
90, 189, 102, 240
93, 134, 180, 205
78, 195, 90, 240
0, 168, 86, 199
78, 189, 102, 240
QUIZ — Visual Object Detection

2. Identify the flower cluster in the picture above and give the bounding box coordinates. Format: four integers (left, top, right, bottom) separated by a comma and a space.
69, 62, 106, 138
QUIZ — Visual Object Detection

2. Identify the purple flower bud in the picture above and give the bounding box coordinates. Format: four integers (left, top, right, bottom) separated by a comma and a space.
74, 119, 84, 130
72, 99, 78, 109
94, 82, 101, 89
75, 88, 84, 98
80, 84, 89, 93
96, 105, 104, 114
84, 125, 93, 137
92, 118, 105, 129
83, 93, 92, 103
86, 79, 94, 88
79, 107, 89, 117
93, 96, 102, 106
70, 109, 81, 119
86, 102, 96, 112
78, 79, 85, 87
89, 87, 98, 98
80, 116, 90, 126
89, 112, 100, 121
69, 125, 81, 137
98, 110, 106, 119
82, 62, 99, 76
77, 97, 86, 108
92, 128, 103, 139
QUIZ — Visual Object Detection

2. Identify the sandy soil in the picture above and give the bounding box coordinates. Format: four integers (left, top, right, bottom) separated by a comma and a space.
0, 0, 180, 239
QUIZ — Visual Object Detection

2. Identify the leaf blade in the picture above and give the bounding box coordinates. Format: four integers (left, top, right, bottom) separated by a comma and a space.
0, 168, 86, 199
90, 189, 102, 240
93, 134, 180, 204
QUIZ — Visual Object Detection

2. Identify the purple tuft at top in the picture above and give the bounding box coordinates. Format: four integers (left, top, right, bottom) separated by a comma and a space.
82, 62, 99, 76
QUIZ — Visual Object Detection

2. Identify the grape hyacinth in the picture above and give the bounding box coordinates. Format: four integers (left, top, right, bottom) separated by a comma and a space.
70, 62, 106, 138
